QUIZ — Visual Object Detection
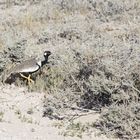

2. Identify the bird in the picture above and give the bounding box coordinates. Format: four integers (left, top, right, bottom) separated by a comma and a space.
5, 51, 51, 85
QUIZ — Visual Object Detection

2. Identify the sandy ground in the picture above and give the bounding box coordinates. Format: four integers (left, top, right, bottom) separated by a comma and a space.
0, 84, 119, 140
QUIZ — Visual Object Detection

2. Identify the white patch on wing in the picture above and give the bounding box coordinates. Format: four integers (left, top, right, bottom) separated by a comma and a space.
20, 65, 39, 73
36, 60, 42, 67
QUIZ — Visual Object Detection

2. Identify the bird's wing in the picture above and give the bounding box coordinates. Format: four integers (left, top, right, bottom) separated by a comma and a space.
8, 58, 37, 74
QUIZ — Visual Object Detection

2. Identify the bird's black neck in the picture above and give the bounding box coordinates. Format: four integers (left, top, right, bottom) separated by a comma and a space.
41, 56, 49, 66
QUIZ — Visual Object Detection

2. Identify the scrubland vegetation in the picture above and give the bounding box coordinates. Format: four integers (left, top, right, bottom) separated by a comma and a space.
0, 0, 140, 139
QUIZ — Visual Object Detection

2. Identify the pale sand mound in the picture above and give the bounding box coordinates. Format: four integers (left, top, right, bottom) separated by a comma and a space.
0, 85, 118, 140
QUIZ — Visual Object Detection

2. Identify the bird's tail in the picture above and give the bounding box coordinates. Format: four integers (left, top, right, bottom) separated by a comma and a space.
1, 64, 16, 83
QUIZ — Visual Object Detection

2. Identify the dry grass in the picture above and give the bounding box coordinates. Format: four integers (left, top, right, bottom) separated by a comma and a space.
96, 102, 140, 139
0, 0, 140, 139
42, 46, 140, 139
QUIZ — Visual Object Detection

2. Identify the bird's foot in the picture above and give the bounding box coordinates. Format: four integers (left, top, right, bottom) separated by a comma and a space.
27, 75, 34, 85
20, 73, 34, 85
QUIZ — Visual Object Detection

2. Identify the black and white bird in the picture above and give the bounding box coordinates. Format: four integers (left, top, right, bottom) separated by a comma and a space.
5, 51, 51, 84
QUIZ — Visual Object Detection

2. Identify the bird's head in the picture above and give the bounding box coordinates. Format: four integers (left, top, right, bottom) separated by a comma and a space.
44, 51, 51, 58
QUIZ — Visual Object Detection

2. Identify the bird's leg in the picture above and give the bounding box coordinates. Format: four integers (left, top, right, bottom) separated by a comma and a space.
20, 73, 28, 79
20, 73, 34, 85
27, 74, 34, 85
